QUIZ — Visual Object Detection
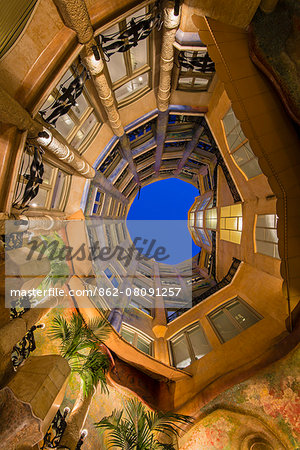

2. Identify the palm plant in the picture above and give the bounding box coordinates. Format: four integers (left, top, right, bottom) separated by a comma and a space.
95, 397, 193, 449
49, 311, 111, 394
49, 310, 111, 447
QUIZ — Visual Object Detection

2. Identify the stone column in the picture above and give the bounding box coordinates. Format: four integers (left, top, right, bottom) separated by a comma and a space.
0, 86, 95, 179
84, 51, 123, 137
157, 2, 181, 112
174, 122, 205, 175
154, 110, 169, 174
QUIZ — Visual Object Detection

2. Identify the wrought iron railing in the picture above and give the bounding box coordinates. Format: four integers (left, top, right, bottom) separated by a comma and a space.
40, 408, 88, 449
40, 407, 69, 449
11, 323, 45, 370
193, 258, 241, 306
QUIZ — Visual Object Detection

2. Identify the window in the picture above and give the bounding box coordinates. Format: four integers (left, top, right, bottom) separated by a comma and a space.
177, 50, 214, 91
169, 323, 211, 369
222, 108, 262, 179
208, 298, 262, 343
92, 188, 104, 215
40, 66, 101, 153
205, 208, 217, 230
255, 214, 279, 258
104, 267, 119, 288
120, 324, 152, 355
130, 300, 152, 316
220, 203, 243, 244
15, 149, 70, 211
101, 7, 151, 106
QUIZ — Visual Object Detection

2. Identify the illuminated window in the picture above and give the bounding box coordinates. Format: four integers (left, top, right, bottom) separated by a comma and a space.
220, 203, 243, 244
255, 214, 279, 259
208, 298, 262, 343
205, 208, 217, 230
169, 322, 211, 369
40, 66, 101, 154
15, 150, 71, 211
120, 324, 152, 355
177, 50, 214, 91
102, 7, 151, 106
222, 108, 262, 179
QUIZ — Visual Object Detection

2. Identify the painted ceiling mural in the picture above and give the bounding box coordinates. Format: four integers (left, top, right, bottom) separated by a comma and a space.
179, 344, 300, 449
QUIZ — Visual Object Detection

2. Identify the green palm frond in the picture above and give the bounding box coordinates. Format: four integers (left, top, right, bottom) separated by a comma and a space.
86, 316, 111, 342
49, 311, 111, 396
95, 397, 193, 449
146, 410, 193, 437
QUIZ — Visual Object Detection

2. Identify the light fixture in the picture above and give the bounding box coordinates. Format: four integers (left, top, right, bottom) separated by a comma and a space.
138, 76, 143, 82
31, 203, 37, 207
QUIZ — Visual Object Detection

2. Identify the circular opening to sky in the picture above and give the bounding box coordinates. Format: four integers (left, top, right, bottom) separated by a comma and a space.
126, 178, 200, 265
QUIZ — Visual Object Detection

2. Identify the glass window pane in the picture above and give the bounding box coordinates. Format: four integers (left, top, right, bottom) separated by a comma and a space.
227, 301, 260, 330
222, 108, 238, 135
256, 240, 276, 257
210, 310, 240, 342
256, 214, 276, 228
193, 77, 209, 88
107, 51, 127, 83
126, 7, 146, 22
242, 158, 262, 178
226, 124, 246, 150
111, 277, 119, 288
71, 113, 97, 150
71, 93, 89, 119
178, 77, 193, 87
51, 171, 66, 209
29, 187, 48, 208
42, 163, 54, 185
55, 114, 75, 138
104, 268, 112, 279
188, 325, 211, 359
171, 334, 191, 369
115, 72, 149, 101
121, 328, 134, 344
233, 146, 252, 165
137, 337, 151, 355
130, 38, 147, 71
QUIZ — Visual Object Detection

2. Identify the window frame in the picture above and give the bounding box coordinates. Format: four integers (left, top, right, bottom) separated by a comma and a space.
168, 321, 211, 369
207, 297, 262, 344
120, 323, 153, 356
220, 203, 243, 244
39, 63, 102, 155
15, 148, 71, 212
255, 214, 279, 259
100, 5, 153, 108
176, 50, 214, 92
